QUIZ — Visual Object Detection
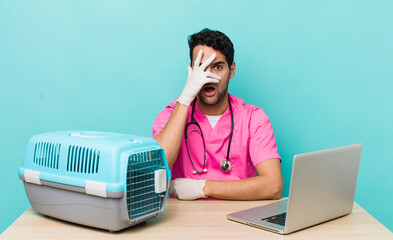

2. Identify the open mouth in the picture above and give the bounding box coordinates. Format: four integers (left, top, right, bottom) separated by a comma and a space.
202, 85, 217, 97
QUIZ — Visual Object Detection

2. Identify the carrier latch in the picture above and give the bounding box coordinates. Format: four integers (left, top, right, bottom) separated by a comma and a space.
154, 169, 167, 193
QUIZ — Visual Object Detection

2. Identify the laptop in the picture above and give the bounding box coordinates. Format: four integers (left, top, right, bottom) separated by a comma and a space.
227, 143, 362, 234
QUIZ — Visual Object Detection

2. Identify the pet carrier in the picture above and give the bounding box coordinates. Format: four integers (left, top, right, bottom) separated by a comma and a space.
18, 131, 171, 231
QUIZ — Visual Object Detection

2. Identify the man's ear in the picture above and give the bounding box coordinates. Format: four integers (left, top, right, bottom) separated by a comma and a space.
229, 61, 236, 79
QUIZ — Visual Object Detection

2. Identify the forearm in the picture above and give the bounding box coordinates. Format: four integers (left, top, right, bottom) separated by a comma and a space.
203, 175, 283, 200
155, 50, 220, 169
154, 102, 189, 169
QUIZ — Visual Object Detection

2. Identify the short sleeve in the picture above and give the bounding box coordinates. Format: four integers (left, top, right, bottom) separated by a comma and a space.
152, 99, 178, 138
249, 108, 281, 166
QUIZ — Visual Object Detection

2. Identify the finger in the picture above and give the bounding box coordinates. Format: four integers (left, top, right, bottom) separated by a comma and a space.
200, 53, 216, 70
202, 78, 220, 84
193, 49, 203, 69
205, 71, 221, 80
187, 66, 192, 79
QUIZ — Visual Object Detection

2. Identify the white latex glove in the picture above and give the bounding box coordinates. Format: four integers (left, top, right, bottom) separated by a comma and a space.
177, 50, 221, 106
169, 178, 207, 200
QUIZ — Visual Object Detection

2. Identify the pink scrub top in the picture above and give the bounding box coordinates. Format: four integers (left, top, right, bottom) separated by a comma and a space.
152, 94, 281, 183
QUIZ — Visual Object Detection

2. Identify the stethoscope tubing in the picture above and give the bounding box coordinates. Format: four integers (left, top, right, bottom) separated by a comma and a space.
185, 120, 207, 173
184, 96, 233, 174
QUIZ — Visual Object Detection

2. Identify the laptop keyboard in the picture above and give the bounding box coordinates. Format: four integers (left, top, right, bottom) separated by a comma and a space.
261, 212, 287, 226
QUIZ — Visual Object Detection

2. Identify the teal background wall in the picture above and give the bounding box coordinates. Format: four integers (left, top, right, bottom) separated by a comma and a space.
1, 0, 392, 234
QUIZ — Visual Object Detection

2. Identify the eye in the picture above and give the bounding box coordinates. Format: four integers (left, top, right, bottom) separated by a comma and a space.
214, 65, 222, 70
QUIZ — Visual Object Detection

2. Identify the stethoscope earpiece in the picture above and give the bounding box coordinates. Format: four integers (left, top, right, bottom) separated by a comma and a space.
192, 168, 207, 175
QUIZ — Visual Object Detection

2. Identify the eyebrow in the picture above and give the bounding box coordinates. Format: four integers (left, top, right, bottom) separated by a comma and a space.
198, 60, 226, 66
211, 61, 225, 66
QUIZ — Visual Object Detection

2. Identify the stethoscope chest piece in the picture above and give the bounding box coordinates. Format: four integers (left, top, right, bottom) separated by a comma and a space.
220, 160, 232, 173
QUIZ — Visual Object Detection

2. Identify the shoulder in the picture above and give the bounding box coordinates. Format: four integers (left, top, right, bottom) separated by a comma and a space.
230, 95, 269, 121
164, 97, 179, 111
230, 95, 272, 137
152, 98, 180, 137
154, 97, 179, 121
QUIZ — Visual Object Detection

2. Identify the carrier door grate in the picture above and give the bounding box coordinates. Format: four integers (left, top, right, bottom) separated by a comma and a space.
126, 150, 164, 222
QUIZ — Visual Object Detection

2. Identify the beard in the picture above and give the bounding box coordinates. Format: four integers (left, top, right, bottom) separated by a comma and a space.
198, 84, 228, 106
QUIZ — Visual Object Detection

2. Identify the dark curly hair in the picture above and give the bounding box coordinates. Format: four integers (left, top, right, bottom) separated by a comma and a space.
188, 28, 234, 67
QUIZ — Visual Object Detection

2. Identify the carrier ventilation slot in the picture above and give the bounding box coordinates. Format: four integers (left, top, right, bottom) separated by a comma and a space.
127, 150, 164, 221
66, 146, 100, 174
33, 142, 61, 169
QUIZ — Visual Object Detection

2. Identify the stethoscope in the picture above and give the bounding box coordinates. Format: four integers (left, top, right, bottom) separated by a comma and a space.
185, 96, 234, 174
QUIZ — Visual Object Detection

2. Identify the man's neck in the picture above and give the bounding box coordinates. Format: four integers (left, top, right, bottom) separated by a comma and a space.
196, 93, 229, 116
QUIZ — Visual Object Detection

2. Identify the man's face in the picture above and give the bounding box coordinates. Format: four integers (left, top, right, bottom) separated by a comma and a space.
191, 45, 236, 106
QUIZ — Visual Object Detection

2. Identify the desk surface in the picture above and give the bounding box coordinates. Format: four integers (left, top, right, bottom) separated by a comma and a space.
1, 199, 391, 239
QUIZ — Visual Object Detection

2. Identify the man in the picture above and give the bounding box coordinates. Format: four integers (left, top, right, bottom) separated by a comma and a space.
153, 28, 282, 200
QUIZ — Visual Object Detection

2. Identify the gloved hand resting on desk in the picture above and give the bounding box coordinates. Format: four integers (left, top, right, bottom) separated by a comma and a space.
177, 49, 221, 106
169, 178, 207, 200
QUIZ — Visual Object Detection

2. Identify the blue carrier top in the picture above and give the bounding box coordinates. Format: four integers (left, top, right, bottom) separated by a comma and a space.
19, 131, 171, 196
